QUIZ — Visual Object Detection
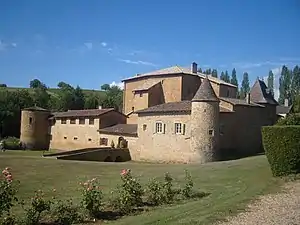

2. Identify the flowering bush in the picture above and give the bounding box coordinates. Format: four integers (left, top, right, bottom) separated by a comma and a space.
0, 167, 19, 217
146, 178, 165, 206
51, 199, 83, 225
80, 178, 103, 218
181, 170, 194, 198
162, 172, 176, 203
23, 190, 52, 225
112, 169, 144, 214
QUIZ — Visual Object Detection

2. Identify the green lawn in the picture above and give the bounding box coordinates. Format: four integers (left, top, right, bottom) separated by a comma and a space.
0, 151, 282, 225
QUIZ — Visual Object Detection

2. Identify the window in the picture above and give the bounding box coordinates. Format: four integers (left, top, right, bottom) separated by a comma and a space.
74, 137, 78, 140
155, 122, 164, 134
220, 124, 225, 136
226, 89, 230, 97
61, 119, 67, 124
70, 118, 76, 124
29, 117, 33, 124
89, 118, 94, 125
64, 136, 67, 139
100, 138, 108, 146
140, 93, 143, 97
88, 138, 92, 142
79, 118, 85, 125
143, 124, 147, 131
175, 123, 185, 134
208, 129, 214, 136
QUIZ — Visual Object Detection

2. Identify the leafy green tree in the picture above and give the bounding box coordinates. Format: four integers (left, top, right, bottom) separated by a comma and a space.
291, 65, 300, 103
101, 84, 123, 112
278, 65, 292, 105
212, 69, 218, 78
230, 68, 238, 86
30, 79, 46, 89
197, 68, 202, 73
220, 71, 225, 81
0, 84, 7, 87
224, 70, 230, 83
267, 70, 274, 96
240, 72, 250, 99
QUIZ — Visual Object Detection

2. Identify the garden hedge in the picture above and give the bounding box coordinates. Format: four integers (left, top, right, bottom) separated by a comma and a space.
262, 125, 300, 177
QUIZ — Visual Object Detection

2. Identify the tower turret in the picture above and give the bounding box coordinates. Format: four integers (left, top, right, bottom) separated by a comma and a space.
190, 77, 220, 163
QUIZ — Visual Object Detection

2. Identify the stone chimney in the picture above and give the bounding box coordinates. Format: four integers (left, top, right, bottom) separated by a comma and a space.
284, 98, 289, 107
98, 105, 102, 109
246, 93, 251, 104
191, 62, 197, 74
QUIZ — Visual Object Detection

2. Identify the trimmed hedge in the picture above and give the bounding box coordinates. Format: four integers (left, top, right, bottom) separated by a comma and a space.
1, 137, 23, 150
262, 126, 300, 177
276, 114, 300, 126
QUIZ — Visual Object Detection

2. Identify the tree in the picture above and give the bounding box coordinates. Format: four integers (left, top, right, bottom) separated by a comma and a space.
197, 68, 202, 73
73, 86, 85, 110
30, 79, 46, 89
205, 68, 212, 75
220, 71, 225, 81
101, 84, 111, 91
101, 84, 123, 111
224, 70, 230, 83
240, 72, 250, 99
212, 69, 218, 78
291, 65, 300, 103
0, 84, 7, 87
267, 70, 274, 96
278, 65, 292, 105
230, 68, 238, 86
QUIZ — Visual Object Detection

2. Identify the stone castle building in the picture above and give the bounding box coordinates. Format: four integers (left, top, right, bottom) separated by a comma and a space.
20, 62, 279, 163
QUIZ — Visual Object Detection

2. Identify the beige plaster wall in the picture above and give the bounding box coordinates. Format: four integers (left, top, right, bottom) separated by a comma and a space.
136, 113, 192, 163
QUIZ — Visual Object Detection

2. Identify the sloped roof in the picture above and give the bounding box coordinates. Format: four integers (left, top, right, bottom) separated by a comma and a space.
250, 79, 278, 105
53, 108, 116, 118
23, 106, 49, 112
220, 97, 265, 107
192, 77, 219, 102
98, 124, 138, 136
135, 101, 232, 114
122, 65, 236, 87
276, 105, 293, 114
133, 80, 161, 91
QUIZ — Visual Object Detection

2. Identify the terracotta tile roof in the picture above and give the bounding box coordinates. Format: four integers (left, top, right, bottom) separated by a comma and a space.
220, 97, 264, 107
98, 124, 138, 136
276, 105, 293, 114
135, 101, 232, 114
53, 108, 115, 118
192, 77, 219, 102
250, 79, 278, 105
122, 65, 237, 87
133, 80, 161, 91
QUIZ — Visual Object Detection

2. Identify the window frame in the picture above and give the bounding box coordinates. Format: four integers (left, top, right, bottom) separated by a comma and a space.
174, 122, 183, 135
155, 122, 164, 134
61, 119, 67, 124
79, 118, 85, 125
89, 118, 95, 125
70, 118, 76, 124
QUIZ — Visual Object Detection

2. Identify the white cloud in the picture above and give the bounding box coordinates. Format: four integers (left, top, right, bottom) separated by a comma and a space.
101, 42, 107, 47
110, 81, 124, 90
11, 43, 17, 48
0, 40, 17, 51
84, 42, 93, 50
118, 58, 157, 67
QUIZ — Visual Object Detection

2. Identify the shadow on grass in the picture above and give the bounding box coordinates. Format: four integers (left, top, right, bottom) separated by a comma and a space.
218, 148, 265, 162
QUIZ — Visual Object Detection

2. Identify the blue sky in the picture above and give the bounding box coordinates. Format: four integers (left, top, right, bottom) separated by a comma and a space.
1, 0, 300, 98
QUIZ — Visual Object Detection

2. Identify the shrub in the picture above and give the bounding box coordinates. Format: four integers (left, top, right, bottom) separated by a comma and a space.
181, 170, 194, 199
80, 178, 103, 219
112, 169, 144, 214
0, 168, 19, 217
146, 178, 165, 206
2, 137, 22, 150
162, 172, 177, 203
23, 190, 52, 225
51, 199, 83, 225
0, 215, 17, 225
276, 114, 300, 126
262, 126, 300, 176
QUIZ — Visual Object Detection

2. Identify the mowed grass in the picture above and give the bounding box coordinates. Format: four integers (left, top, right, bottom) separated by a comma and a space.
0, 151, 282, 225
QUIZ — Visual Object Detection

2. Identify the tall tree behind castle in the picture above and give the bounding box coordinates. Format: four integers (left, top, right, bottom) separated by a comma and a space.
278, 65, 292, 105
240, 72, 250, 99
267, 70, 274, 96
230, 68, 239, 97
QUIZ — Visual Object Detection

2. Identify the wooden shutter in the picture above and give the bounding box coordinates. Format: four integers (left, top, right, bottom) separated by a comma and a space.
182, 124, 186, 135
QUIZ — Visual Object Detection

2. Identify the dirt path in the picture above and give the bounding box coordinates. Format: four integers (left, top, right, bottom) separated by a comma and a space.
216, 180, 300, 225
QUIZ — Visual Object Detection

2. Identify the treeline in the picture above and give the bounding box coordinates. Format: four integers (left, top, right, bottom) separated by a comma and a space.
198, 65, 300, 105
0, 79, 122, 138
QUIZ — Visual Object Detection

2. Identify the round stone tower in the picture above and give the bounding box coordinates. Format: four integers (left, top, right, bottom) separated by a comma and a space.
20, 106, 51, 150
190, 76, 220, 163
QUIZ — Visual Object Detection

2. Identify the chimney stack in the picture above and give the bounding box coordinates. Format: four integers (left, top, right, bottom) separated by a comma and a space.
246, 93, 251, 104
191, 62, 197, 74
284, 98, 289, 107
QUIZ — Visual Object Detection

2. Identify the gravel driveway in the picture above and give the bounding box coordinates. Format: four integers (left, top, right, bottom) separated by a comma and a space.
215, 180, 300, 225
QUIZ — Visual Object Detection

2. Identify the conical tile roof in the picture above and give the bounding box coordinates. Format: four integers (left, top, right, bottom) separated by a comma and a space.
192, 76, 219, 102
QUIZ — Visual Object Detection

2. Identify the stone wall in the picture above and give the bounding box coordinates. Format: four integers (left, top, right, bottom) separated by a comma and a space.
99, 133, 139, 160
136, 113, 192, 163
